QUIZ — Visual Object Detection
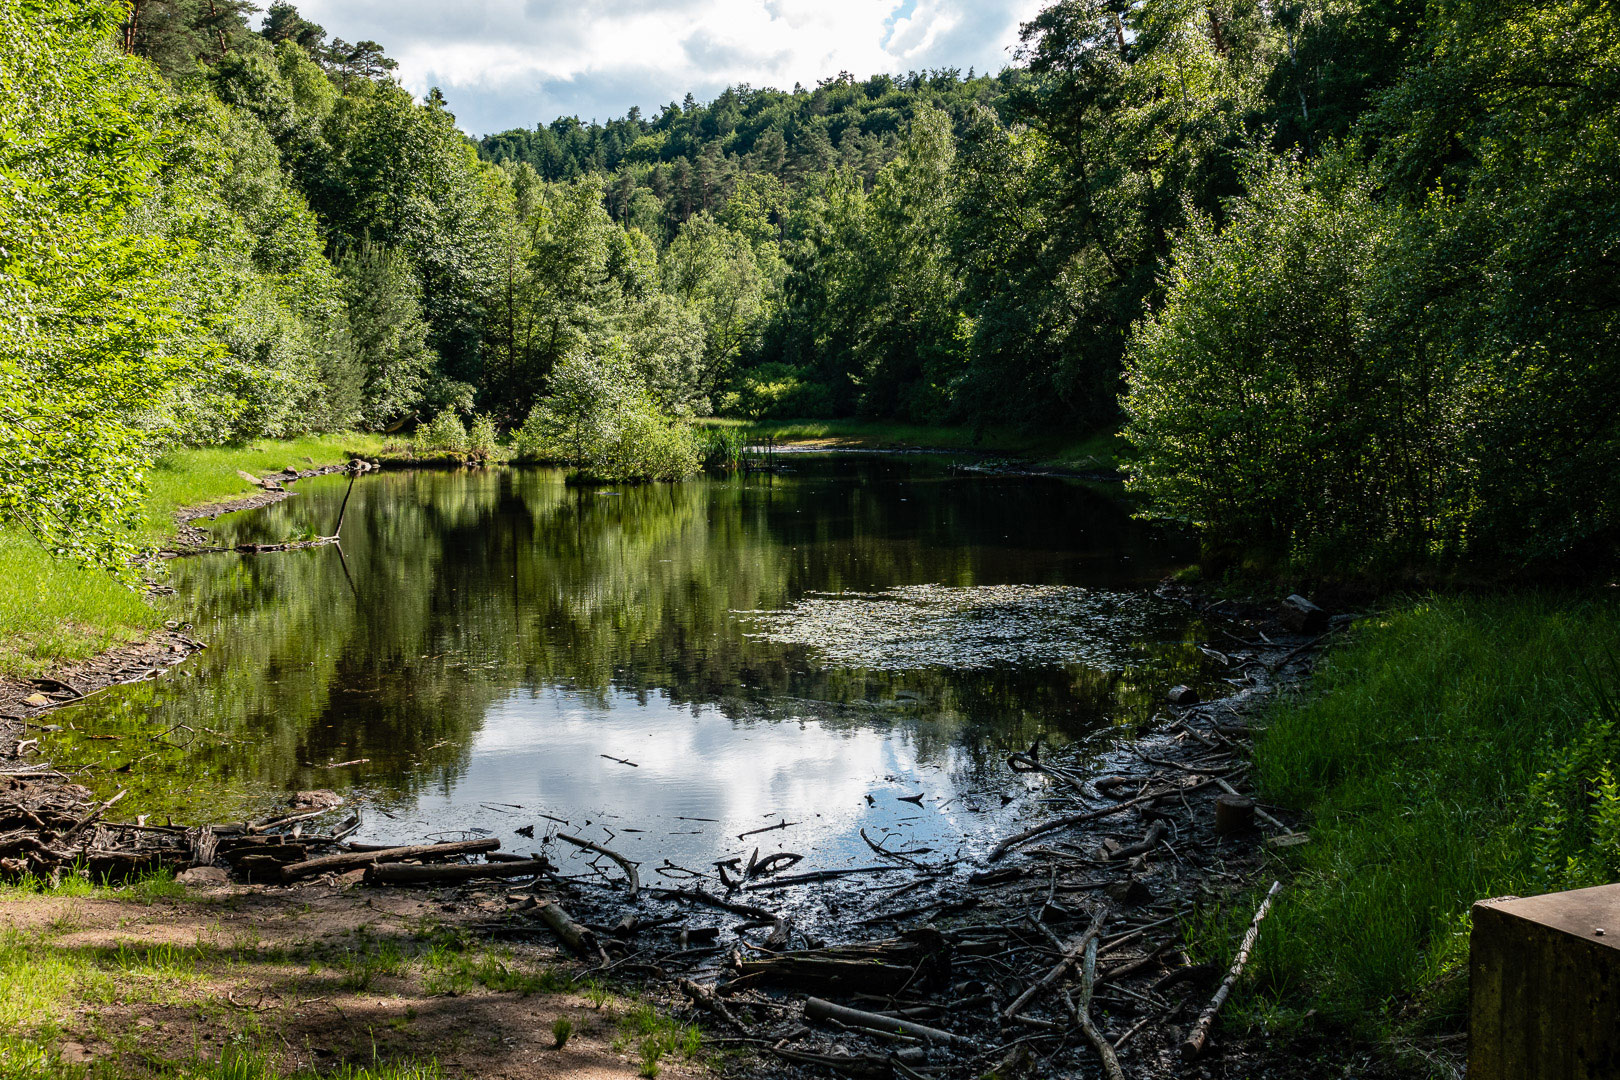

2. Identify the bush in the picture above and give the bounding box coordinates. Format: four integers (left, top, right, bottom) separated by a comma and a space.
514, 349, 701, 482
416, 409, 467, 454
721, 362, 836, 420
466, 413, 498, 458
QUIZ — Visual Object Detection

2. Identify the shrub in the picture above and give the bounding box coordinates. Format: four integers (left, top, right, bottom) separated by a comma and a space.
466, 413, 498, 458
416, 409, 467, 454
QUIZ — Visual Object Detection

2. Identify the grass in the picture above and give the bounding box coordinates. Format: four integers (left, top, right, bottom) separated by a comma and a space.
0, 435, 385, 681
140, 435, 387, 541
0, 531, 164, 679
615, 1002, 702, 1078
706, 417, 1126, 472
0, 1040, 443, 1080
1238, 592, 1620, 1045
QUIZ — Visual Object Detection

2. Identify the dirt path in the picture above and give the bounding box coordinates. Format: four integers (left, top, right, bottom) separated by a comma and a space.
0, 879, 704, 1079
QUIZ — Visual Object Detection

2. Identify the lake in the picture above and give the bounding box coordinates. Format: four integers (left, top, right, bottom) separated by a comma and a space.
54, 455, 1217, 878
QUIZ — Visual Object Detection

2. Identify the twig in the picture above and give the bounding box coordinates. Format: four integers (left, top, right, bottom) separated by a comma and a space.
1066, 935, 1125, 1080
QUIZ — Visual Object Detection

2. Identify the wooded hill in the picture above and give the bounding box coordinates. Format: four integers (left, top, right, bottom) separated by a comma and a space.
2, 0, 1616, 577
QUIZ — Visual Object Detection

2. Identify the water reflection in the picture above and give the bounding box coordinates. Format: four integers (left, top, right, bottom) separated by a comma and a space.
52, 456, 1212, 867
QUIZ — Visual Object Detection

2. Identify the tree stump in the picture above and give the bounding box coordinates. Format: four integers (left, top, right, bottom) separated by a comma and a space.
1214, 794, 1256, 835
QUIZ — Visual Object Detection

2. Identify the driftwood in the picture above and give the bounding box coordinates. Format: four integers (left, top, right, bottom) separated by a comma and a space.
734, 930, 949, 993
1003, 904, 1109, 1019
556, 833, 640, 899
803, 997, 967, 1046
743, 865, 900, 891
364, 858, 551, 885
1067, 934, 1126, 1080
531, 898, 596, 954
278, 837, 500, 881
1182, 880, 1282, 1059
988, 779, 1217, 861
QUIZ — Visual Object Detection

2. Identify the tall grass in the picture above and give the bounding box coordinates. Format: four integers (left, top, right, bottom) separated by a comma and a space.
1249, 594, 1620, 1031
141, 434, 386, 540
0, 531, 162, 678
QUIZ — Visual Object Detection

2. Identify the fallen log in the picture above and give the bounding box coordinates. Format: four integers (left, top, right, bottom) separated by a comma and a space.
278, 837, 499, 881
743, 865, 900, 891
1067, 934, 1125, 1080
363, 858, 551, 885
804, 997, 968, 1046
1182, 880, 1282, 1059
556, 832, 640, 899
531, 898, 596, 955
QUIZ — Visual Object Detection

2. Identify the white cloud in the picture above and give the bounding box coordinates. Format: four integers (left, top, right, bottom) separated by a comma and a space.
285, 0, 1044, 135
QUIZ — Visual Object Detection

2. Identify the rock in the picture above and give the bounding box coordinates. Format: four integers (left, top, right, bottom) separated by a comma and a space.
1214, 793, 1256, 835
291, 789, 343, 811
235, 469, 262, 486
176, 866, 228, 886
1280, 593, 1328, 634
284, 465, 299, 475
1167, 684, 1199, 706
23, 693, 50, 707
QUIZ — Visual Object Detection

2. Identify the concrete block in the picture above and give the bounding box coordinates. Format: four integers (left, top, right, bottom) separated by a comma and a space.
1469, 883, 1620, 1079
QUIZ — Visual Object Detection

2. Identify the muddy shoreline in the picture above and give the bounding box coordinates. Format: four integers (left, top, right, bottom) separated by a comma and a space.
1, 568, 1359, 1078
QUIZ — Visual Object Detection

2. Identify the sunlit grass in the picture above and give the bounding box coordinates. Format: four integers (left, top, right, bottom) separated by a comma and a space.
708, 417, 1126, 471
141, 435, 388, 540
0, 530, 163, 679
0, 435, 386, 679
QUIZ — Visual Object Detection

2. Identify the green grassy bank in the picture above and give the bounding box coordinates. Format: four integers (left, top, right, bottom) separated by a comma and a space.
1, 435, 384, 681
1237, 593, 1620, 1050
711, 417, 1125, 473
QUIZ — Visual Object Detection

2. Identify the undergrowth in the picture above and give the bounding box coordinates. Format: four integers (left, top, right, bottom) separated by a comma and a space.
1241, 593, 1620, 1040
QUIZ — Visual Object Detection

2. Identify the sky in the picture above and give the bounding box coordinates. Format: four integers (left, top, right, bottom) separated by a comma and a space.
285, 0, 1046, 138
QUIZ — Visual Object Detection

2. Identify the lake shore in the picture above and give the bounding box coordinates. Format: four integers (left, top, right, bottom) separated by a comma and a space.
1, 572, 1351, 1080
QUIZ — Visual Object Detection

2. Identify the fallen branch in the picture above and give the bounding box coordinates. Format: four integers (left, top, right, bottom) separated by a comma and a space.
1182, 880, 1282, 1059
1066, 933, 1125, 1080
363, 858, 550, 885
279, 837, 499, 881
804, 997, 968, 1046
988, 779, 1218, 861
556, 832, 640, 900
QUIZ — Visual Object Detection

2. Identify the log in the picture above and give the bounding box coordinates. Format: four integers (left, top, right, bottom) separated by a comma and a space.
1214, 777, 1292, 834
1107, 823, 1165, 861
1003, 905, 1110, 1019
556, 832, 639, 899
278, 837, 499, 881
1182, 880, 1282, 1059
803, 997, 968, 1046
532, 899, 596, 955
363, 858, 550, 885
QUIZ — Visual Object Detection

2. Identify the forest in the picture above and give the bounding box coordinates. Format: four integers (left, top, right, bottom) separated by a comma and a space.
4, 0, 1616, 578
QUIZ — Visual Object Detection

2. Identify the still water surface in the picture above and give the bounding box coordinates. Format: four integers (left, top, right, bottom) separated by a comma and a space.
59, 456, 1215, 874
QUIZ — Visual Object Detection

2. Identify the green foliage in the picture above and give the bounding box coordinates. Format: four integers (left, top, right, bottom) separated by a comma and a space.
1529, 676, 1620, 890
339, 244, 435, 429
466, 413, 499, 458
1250, 596, 1620, 1028
416, 410, 468, 454
551, 1017, 573, 1049
518, 350, 702, 482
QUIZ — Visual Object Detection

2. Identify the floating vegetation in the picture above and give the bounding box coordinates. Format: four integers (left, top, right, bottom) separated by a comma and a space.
740, 585, 1172, 671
